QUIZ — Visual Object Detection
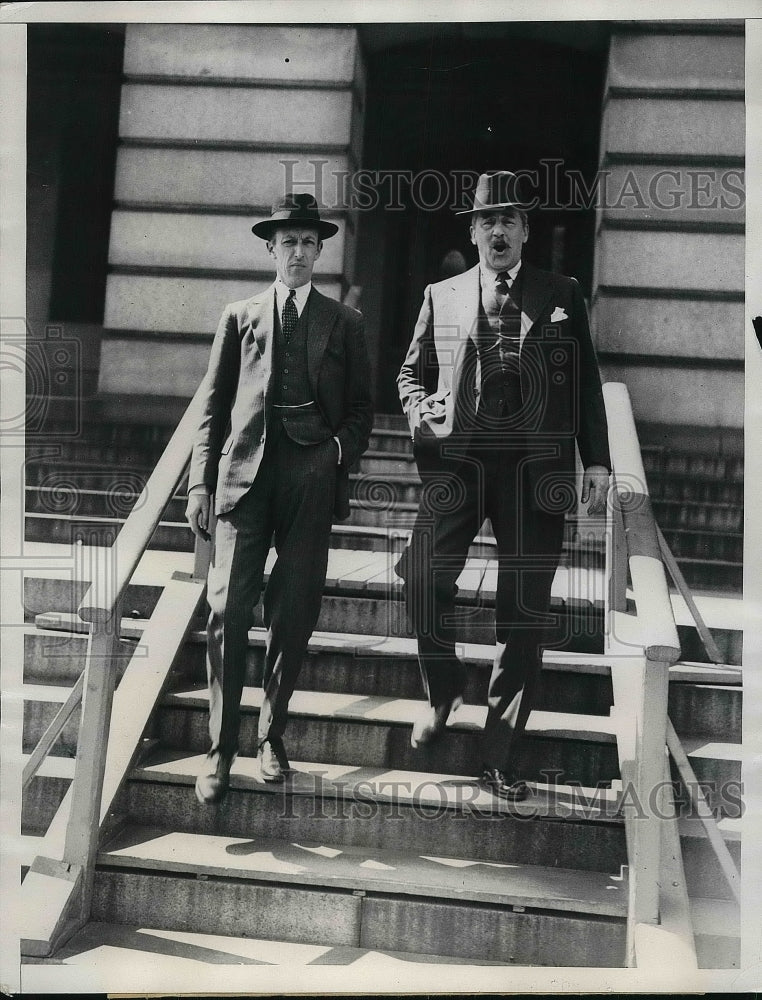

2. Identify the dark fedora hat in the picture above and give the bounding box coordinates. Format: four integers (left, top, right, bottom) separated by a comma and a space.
252, 192, 338, 240
455, 171, 533, 215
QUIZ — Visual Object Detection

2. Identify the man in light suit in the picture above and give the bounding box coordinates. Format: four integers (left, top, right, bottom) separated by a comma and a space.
186, 193, 372, 804
397, 171, 610, 801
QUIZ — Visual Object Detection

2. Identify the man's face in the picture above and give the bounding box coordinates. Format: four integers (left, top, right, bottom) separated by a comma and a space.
267, 227, 322, 288
470, 208, 528, 272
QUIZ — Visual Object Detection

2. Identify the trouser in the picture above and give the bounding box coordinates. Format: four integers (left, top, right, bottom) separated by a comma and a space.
205, 423, 337, 757
396, 445, 566, 775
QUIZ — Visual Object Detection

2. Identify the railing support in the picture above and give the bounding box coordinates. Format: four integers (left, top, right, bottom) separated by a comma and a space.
603, 383, 682, 963
666, 719, 741, 904
22, 672, 84, 790
62, 600, 123, 875
21, 599, 124, 956
631, 656, 671, 926
656, 523, 724, 665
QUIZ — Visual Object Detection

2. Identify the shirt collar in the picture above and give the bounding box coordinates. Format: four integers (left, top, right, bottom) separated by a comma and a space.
479, 258, 522, 290
274, 278, 312, 315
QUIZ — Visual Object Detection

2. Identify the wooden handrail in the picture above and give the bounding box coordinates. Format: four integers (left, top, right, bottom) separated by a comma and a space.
602, 383, 680, 665
23, 382, 211, 957
77, 384, 204, 624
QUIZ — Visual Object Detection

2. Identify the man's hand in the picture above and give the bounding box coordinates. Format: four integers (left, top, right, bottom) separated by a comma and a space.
581, 465, 609, 516
186, 490, 211, 541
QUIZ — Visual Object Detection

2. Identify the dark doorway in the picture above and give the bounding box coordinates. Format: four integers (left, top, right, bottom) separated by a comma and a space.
27, 24, 125, 324
356, 23, 609, 412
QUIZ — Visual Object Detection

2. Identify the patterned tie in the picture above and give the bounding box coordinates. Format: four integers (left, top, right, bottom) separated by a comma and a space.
281, 288, 297, 342
495, 270, 510, 301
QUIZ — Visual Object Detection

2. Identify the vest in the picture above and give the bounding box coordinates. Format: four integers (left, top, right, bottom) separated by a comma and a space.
475, 270, 524, 428
272, 296, 333, 445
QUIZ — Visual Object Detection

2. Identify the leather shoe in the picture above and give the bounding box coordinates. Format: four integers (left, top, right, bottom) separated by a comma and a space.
480, 767, 530, 802
195, 751, 234, 805
258, 737, 291, 783
410, 695, 463, 749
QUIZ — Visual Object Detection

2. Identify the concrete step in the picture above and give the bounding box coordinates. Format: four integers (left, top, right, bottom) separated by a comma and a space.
26, 918, 509, 971
23, 549, 608, 646
157, 685, 620, 788
27, 613, 743, 735
92, 824, 627, 965
124, 749, 740, 899
690, 897, 740, 969
679, 816, 741, 903
125, 747, 627, 872
651, 498, 744, 533
25, 483, 419, 533
671, 737, 742, 809
23, 506, 606, 566
30, 616, 615, 715
44, 567, 752, 658
367, 428, 413, 455
651, 477, 743, 506
21, 754, 75, 837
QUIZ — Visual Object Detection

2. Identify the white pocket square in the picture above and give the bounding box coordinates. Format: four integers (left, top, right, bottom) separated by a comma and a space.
550, 307, 568, 323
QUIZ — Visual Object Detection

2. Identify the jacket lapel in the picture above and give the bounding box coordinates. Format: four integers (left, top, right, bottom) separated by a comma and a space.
519, 262, 555, 345
243, 285, 275, 411
455, 265, 481, 347
305, 287, 337, 395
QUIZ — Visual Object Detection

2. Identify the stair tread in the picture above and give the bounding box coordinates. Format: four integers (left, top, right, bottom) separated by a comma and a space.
135, 747, 623, 821
30, 615, 743, 686
98, 823, 628, 916
165, 684, 485, 729
22, 753, 75, 779
21, 682, 77, 703
23, 542, 605, 607
164, 686, 614, 741
24, 540, 745, 615
678, 736, 742, 759
689, 897, 740, 936
42, 919, 507, 968
524, 710, 617, 743
164, 686, 741, 763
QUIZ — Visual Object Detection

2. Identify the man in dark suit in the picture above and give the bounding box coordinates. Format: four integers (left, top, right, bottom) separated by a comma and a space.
397, 171, 610, 802
186, 193, 373, 804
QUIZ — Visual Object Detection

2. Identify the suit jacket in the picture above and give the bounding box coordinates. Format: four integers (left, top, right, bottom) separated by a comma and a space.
189, 284, 373, 519
397, 262, 610, 512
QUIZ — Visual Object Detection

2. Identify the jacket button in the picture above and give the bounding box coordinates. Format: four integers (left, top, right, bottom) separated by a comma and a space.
260, 435, 265, 444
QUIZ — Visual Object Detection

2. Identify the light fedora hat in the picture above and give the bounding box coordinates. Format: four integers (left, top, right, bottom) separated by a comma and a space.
252, 192, 339, 240
455, 170, 533, 215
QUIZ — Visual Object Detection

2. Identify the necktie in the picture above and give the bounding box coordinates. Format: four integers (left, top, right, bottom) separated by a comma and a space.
496, 272, 521, 398
281, 288, 297, 341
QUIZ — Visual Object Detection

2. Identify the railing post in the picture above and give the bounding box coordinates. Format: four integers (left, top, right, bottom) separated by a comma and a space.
603, 383, 682, 965
61, 598, 124, 920
631, 655, 671, 927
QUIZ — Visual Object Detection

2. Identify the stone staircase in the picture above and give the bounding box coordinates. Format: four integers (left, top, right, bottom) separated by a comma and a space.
25, 410, 742, 592
19, 416, 742, 970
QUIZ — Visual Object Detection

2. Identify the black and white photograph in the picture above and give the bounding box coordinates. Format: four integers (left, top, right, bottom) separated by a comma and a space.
1, 1, 760, 994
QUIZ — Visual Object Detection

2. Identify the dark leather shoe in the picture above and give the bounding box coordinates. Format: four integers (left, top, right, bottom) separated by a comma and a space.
480, 767, 530, 802
195, 751, 234, 805
410, 695, 463, 749
258, 737, 291, 783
